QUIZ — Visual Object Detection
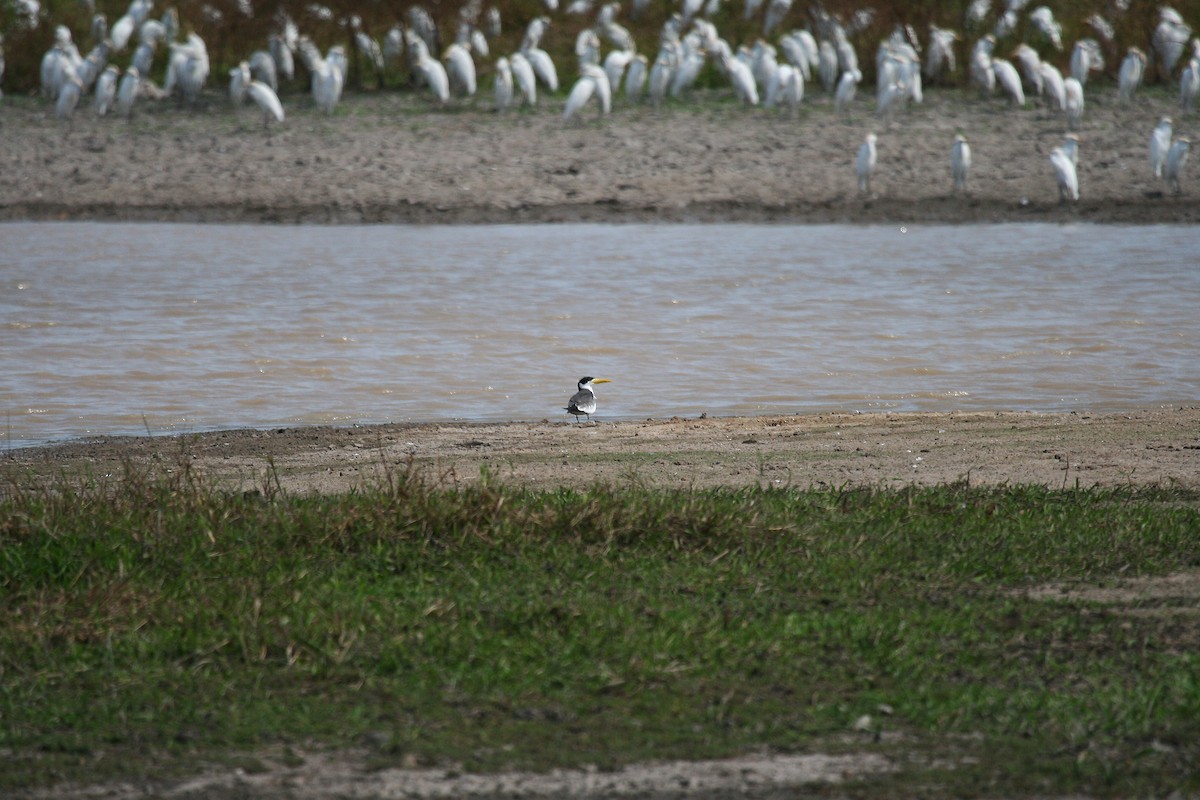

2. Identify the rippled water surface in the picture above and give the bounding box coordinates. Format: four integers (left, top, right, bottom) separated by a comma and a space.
3, 222, 1198, 449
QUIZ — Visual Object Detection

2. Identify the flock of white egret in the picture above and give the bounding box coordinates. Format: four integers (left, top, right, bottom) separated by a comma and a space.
14, 0, 1199, 198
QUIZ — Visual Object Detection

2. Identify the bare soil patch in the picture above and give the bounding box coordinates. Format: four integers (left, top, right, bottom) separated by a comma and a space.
8, 408, 1200, 494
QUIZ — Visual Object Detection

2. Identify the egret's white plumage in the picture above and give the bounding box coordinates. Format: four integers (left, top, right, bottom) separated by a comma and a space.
494, 56, 514, 111
563, 63, 611, 120
1118, 47, 1146, 103
951, 134, 970, 193
524, 46, 559, 91
834, 68, 860, 112
724, 53, 758, 105
924, 24, 957, 81
1011, 44, 1042, 96
565, 377, 612, 422
1032, 66, 1062, 113
229, 61, 250, 104
856, 132, 877, 195
603, 48, 634, 94
1069, 38, 1104, 85
249, 50, 278, 91
269, 33, 295, 81
245, 80, 284, 127
116, 66, 140, 117
444, 42, 477, 96
970, 36, 995, 94
1049, 146, 1079, 202
1150, 117, 1173, 178
94, 65, 119, 114
1164, 137, 1190, 194
312, 59, 344, 113
1181, 58, 1200, 111
992, 58, 1024, 106
1063, 77, 1083, 130
510, 51, 537, 105
624, 53, 648, 101
55, 74, 82, 121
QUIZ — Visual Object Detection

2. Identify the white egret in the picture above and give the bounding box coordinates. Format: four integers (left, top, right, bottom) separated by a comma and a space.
648, 45, 673, 108
269, 33, 295, 81
1039, 62, 1065, 110
131, 41, 154, 78
1063, 77, 1083, 130
1069, 39, 1104, 85
1150, 117, 1173, 178
856, 132, 877, 195
563, 63, 610, 120
992, 58, 1024, 106
245, 80, 284, 128
603, 49, 634, 94
417, 51, 450, 103
1181, 59, 1200, 111
444, 43, 477, 96
762, 0, 792, 36
1164, 137, 1190, 194
1012, 44, 1042, 96
1117, 47, 1146, 103
723, 53, 759, 105
817, 40, 838, 92
510, 51, 537, 105
229, 61, 250, 104
1049, 146, 1078, 202
249, 50, 278, 91
565, 377, 612, 422
95, 65, 119, 114
624, 53, 648, 101
525, 46, 559, 91
55, 74, 82, 121
116, 66, 140, 117
311, 59, 344, 113
1028, 6, 1063, 50
494, 56, 514, 111
521, 16, 550, 51
834, 68, 860, 112
576, 28, 601, 67
1152, 9, 1192, 77
110, 13, 135, 51
970, 36, 995, 94
770, 63, 802, 114
876, 79, 906, 121
951, 133, 970, 193
924, 24, 957, 81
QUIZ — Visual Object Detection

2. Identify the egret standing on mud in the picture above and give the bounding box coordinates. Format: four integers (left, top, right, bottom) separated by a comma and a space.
951, 134, 970, 194
856, 132, 877, 195
565, 377, 612, 422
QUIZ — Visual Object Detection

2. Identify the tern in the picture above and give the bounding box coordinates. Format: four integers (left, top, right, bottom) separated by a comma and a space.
565, 377, 612, 422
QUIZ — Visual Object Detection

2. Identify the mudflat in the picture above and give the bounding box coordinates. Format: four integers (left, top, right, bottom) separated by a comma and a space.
2, 85, 1198, 225
8, 408, 1200, 494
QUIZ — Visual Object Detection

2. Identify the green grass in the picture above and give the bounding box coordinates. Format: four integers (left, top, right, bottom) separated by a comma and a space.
2, 459, 1199, 795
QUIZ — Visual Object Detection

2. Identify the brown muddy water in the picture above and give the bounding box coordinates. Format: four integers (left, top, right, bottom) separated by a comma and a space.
2, 222, 1198, 449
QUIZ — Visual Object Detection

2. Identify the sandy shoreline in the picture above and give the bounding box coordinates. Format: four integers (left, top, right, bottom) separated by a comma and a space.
8, 408, 1200, 494
3, 86, 1199, 226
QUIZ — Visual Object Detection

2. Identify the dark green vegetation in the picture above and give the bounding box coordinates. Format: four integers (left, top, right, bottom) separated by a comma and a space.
1, 0, 1190, 96
2, 457, 1199, 796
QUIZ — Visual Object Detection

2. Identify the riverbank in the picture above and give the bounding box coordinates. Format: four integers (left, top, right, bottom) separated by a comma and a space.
2, 86, 1198, 225
8, 408, 1200, 494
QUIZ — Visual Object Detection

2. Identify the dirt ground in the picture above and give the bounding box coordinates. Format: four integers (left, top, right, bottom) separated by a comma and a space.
1, 82, 1199, 225
7, 408, 1200, 493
